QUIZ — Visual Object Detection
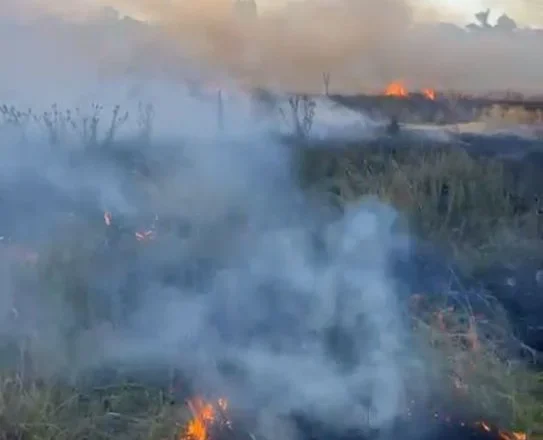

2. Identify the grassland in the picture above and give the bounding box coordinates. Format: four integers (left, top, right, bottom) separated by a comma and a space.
1, 101, 543, 440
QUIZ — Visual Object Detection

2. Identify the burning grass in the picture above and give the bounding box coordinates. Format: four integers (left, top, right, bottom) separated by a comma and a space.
409, 291, 543, 437
1, 103, 543, 440
0, 291, 539, 440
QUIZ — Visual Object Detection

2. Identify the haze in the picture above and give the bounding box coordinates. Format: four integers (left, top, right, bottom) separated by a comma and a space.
1, 0, 543, 97
7, 0, 541, 25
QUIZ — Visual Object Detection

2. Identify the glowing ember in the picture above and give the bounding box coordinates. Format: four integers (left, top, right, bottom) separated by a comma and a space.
104, 211, 112, 226
478, 421, 491, 432
217, 398, 227, 412
135, 230, 156, 241
182, 397, 230, 440
104, 211, 157, 242
475, 422, 526, 440
384, 81, 408, 97
422, 88, 436, 100
500, 432, 527, 440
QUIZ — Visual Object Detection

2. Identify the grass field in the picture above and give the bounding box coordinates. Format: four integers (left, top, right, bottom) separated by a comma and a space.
0, 101, 543, 440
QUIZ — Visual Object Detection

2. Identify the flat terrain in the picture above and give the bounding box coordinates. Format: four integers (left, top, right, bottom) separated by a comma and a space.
0, 98, 543, 440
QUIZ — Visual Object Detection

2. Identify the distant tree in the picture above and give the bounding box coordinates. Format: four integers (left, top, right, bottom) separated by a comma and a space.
322, 72, 331, 96
475, 9, 491, 28
495, 13, 517, 31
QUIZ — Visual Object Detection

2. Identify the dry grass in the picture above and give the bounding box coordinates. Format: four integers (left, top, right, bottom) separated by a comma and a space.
478, 105, 543, 137
479, 105, 543, 126
410, 290, 543, 436
301, 139, 543, 437
301, 143, 543, 271
1, 103, 543, 438
0, 375, 187, 440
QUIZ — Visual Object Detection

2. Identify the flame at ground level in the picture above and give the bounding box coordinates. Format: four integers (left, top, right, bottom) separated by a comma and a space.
181, 397, 230, 440
422, 88, 436, 100
384, 81, 436, 100
385, 81, 408, 97
476, 422, 526, 440
178, 394, 526, 440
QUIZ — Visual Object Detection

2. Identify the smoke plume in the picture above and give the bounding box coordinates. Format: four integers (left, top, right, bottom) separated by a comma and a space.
1, 0, 543, 97
0, 94, 425, 439
0, 1, 509, 438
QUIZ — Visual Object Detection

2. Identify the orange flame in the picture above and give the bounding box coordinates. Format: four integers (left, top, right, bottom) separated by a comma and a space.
184, 397, 215, 440
475, 422, 526, 440
384, 82, 436, 99
422, 88, 436, 100
500, 432, 527, 440
499, 431, 527, 440
384, 81, 408, 97
182, 397, 229, 440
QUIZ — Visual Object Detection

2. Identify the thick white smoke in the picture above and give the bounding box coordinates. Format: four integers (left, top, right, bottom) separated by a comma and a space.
0, 5, 438, 439
0, 100, 422, 437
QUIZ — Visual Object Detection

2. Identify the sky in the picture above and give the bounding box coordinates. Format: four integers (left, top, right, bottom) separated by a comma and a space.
1, 0, 543, 96
120, 0, 539, 27
432, 0, 489, 20
430, 0, 541, 25
2, 0, 539, 27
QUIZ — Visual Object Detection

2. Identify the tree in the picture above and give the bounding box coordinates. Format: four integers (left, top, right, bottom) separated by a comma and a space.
475, 9, 491, 28
495, 13, 517, 31
322, 72, 331, 96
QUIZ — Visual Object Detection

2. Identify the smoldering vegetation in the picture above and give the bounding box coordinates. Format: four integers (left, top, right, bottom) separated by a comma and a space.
0, 98, 427, 438
0, 92, 542, 440
0, 3, 542, 440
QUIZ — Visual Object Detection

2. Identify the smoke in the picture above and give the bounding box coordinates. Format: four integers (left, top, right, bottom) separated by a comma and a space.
2, 0, 543, 98
0, 97, 426, 437
129, 0, 542, 94
104, 192, 416, 430
0, 2, 469, 439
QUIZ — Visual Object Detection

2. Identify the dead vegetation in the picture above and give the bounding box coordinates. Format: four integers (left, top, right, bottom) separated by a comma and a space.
0, 102, 543, 439
410, 290, 543, 437
300, 143, 543, 271
478, 105, 543, 137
